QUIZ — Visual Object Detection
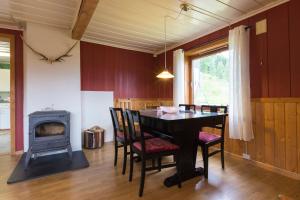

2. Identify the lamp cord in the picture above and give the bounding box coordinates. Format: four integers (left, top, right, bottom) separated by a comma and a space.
164, 7, 183, 70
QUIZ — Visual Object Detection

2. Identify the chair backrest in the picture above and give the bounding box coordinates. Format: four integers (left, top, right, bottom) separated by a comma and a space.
200, 105, 228, 139
109, 107, 127, 141
125, 109, 146, 153
201, 105, 228, 114
179, 104, 196, 112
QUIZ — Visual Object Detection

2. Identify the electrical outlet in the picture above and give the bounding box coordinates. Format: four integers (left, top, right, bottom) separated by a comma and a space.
243, 153, 251, 160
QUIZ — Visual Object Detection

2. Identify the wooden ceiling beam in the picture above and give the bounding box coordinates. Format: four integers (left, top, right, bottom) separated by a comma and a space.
72, 0, 99, 40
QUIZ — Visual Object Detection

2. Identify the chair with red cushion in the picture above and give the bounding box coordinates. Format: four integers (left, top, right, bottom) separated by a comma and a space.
109, 107, 130, 175
125, 109, 182, 197
110, 107, 153, 175
198, 105, 228, 179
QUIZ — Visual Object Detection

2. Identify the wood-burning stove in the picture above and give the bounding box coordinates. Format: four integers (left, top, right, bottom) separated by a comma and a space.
25, 110, 72, 168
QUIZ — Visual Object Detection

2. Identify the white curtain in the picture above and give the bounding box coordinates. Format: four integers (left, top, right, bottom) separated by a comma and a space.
173, 49, 185, 107
228, 25, 254, 141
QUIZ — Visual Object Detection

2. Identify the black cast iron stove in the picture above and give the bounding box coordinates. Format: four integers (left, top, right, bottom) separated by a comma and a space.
25, 110, 72, 168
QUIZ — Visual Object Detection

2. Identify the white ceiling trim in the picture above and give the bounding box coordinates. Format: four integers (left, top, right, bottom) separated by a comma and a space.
84, 31, 163, 49
155, 0, 290, 55
0, 21, 22, 30
83, 34, 161, 52
81, 37, 155, 55
85, 30, 162, 48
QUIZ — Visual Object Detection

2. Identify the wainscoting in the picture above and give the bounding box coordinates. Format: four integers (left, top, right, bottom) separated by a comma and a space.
115, 98, 300, 179
248, 98, 300, 177
212, 98, 300, 179
115, 98, 173, 110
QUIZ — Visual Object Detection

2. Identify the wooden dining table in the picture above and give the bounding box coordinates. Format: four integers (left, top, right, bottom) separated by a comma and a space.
140, 110, 226, 187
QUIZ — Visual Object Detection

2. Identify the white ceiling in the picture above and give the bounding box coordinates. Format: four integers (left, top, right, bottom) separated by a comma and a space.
0, 0, 80, 29
0, 0, 281, 54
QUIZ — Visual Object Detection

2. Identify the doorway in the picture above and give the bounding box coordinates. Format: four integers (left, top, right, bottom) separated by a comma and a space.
0, 34, 15, 155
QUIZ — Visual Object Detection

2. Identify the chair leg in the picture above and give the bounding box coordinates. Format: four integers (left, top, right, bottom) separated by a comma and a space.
122, 144, 127, 175
204, 146, 209, 179
152, 158, 156, 168
158, 157, 162, 172
176, 152, 182, 188
200, 145, 205, 162
114, 141, 118, 166
221, 142, 225, 169
129, 149, 134, 182
139, 158, 146, 197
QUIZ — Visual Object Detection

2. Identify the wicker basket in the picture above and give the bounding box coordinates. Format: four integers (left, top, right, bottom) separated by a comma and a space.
83, 126, 104, 149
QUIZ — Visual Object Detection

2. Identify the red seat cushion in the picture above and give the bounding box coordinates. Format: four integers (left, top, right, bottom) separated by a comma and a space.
133, 138, 179, 153
117, 131, 153, 140
199, 132, 221, 143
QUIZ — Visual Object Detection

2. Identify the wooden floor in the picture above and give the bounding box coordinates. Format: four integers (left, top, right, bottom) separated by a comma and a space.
0, 143, 299, 200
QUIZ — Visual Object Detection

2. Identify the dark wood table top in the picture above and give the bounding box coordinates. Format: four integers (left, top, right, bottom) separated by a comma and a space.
140, 110, 226, 121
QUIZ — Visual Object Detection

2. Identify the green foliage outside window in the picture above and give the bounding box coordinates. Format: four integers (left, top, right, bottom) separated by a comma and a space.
192, 50, 229, 106
0, 63, 10, 69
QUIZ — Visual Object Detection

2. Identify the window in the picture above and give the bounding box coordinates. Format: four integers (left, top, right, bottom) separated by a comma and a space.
192, 50, 229, 106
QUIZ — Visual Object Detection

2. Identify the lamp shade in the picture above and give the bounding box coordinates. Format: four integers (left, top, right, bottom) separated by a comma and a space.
156, 70, 174, 79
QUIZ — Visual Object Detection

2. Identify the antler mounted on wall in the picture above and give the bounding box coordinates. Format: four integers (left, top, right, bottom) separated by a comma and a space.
20, 36, 78, 64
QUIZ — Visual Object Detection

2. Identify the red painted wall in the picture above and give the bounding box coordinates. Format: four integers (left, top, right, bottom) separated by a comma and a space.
289, 0, 300, 97
81, 1, 299, 99
81, 41, 156, 98
155, 1, 300, 98
267, 3, 290, 97
249, 12, 269, 98
0, 28, 24, 151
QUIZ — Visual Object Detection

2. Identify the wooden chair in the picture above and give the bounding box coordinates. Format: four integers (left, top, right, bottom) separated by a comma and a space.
125, 109, 182, 197
179, 104, 196, 112
109, 107, 153, 175
198, 105, 227, 178
109, 107, 129, 175
201, 105, 228, 113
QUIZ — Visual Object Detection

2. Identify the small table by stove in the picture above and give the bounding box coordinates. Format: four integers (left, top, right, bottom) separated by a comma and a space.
140, 110, 226, 187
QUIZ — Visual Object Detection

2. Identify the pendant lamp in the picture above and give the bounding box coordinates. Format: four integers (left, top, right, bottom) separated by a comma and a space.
156, 16, 174, 79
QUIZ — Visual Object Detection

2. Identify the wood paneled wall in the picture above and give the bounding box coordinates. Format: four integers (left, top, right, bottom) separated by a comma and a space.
221, 98, 300, 176
289, 0, 300, 97
267, 3, 290, 97
81, 41, 157, 98
155, 1, 300, 99
115, 98, 172, 110
153, 51, 173, 98
249, 98, 300, 174
80, 1, 300, 100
